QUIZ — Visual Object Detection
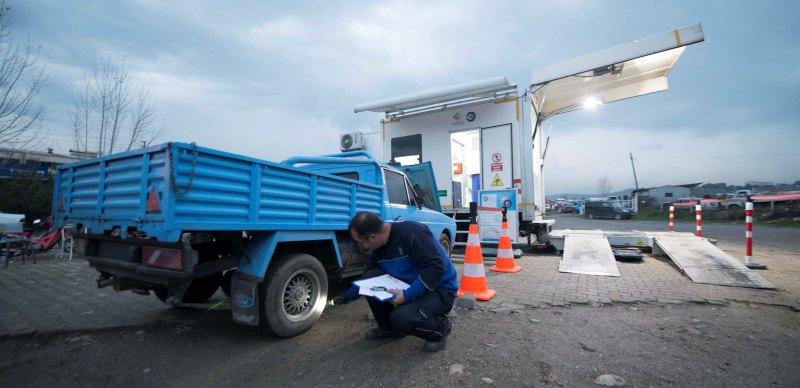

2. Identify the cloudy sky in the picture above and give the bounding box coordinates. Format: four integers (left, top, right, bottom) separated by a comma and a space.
10, 0, 800, 194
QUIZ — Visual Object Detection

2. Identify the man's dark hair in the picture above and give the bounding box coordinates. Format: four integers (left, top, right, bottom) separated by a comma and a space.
348, 211, 384, 238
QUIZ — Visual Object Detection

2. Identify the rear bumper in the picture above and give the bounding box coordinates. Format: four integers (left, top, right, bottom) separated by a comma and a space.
89, 255, 239, 286
80, 233, 238, 286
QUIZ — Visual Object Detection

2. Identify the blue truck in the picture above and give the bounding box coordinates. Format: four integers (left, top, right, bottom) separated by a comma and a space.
52, 142, 456, 337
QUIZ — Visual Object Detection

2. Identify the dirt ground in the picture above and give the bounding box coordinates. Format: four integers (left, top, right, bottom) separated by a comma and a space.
1, 215, 798, 387
1, 299, 798, 387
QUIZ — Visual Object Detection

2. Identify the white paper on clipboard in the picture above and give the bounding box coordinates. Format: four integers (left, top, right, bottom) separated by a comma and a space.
353, 274, 411, 301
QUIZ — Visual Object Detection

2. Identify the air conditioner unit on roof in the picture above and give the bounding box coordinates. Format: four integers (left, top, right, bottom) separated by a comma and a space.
340, 132, 364, 152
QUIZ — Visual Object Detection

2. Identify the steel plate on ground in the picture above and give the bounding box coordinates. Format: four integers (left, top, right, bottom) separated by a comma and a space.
653, 236, 775, 289
559, 234, 620, 277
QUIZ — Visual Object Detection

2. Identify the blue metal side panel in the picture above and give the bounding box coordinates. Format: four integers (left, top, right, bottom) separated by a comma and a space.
71, 162, 101, 217
259, 165, 313, 224
53, 142, 387, 241
172, 148, 253, 225
104, 154, 148, 217
236, 230, 340, 279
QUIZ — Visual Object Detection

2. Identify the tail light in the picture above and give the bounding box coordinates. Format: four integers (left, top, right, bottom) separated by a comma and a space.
142, 246, 183, 271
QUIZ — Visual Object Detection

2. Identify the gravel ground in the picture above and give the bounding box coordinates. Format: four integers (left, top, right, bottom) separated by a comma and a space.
1, 213, 798, 387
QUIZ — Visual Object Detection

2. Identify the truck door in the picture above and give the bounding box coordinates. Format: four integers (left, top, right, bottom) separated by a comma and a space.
383, 167, 449, 237
399, 162, 442, 213
481, 124, 513, 190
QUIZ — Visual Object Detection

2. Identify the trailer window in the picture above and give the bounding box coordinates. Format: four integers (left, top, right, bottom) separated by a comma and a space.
391, 134, 422, 166
384, 170, 409, 205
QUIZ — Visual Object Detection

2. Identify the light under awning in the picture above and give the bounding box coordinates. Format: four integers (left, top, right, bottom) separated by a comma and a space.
354, 76, 517, 119
530, 24, 704, 120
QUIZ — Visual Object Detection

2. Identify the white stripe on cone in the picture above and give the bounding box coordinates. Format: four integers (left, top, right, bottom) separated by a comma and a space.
497, 248, 514, 258
463, 263, 486, 277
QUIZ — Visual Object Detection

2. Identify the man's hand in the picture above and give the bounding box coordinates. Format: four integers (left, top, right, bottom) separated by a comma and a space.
388, 289, 405, 306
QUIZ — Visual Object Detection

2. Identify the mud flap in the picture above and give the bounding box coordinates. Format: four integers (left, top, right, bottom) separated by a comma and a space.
231, 272, 260, 326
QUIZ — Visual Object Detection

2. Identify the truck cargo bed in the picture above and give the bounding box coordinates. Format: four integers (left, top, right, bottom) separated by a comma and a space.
53, 142, 384, 241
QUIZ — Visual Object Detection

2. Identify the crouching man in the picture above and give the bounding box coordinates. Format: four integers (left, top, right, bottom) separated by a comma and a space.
343, 211, 458, 352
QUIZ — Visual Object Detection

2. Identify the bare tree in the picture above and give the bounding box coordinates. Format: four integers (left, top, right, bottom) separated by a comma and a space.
0, 2, 45, 153
596, 176, 612, 197
69, 56, 160, 156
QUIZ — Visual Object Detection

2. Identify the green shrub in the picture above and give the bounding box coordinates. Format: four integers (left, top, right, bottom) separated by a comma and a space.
0, 171, 54, 226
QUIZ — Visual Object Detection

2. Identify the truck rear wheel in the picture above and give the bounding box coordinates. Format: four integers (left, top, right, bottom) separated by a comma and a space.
154, 272, 222, 304
259, 253, 328, 338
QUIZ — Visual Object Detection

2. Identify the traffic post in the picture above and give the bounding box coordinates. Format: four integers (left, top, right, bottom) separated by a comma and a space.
669, 206, 674, 232
695, 205, 702, 237
744, 201, 767, 269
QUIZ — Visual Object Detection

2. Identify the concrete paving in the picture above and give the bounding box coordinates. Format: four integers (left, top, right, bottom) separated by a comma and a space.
1, 240, 798, 336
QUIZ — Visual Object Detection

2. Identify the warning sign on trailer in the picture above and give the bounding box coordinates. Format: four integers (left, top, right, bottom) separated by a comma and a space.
491, 163, 502, 171
491, 174, 504, 187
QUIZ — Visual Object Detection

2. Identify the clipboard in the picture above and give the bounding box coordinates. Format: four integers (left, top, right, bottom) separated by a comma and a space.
352, 274, 410, 302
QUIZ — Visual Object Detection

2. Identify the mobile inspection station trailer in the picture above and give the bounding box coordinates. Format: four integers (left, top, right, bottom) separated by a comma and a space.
351, 24, 705, 247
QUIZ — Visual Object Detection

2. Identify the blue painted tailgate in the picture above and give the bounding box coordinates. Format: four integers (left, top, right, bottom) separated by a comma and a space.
53, 142, 384, 242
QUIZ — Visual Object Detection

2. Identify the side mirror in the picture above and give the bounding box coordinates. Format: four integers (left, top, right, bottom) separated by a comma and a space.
415, 196, 426, 209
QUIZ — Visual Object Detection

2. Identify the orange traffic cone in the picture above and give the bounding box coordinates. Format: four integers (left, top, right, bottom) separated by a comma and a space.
457, 223, 496, 301
490, 219, 521, 273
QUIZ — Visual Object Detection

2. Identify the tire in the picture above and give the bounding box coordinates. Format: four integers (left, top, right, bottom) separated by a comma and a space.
588, 213, 595, 220
220, 270, 234, 298
438, 233, 452, 258
614, 214, 622, 220
154, 272, 222, 304
260, 253, 328, 338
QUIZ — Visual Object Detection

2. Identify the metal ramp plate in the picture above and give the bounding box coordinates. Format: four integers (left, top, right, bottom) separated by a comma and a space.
653, 236, 775, 289
560, 234, 620, 277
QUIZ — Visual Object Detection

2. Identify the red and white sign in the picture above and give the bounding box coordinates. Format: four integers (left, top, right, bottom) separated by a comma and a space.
491, 163, 503, 171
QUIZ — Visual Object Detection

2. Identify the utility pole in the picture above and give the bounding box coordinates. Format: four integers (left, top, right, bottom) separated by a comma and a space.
629, 152, 639, 191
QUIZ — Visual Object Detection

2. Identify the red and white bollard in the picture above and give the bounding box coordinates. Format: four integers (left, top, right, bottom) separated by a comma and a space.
669, 206, 674, 232
744, 201, 767, 269
695, 204, 702, 237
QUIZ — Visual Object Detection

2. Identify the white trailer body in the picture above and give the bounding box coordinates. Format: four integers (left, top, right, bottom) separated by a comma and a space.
353, 23, 705, 245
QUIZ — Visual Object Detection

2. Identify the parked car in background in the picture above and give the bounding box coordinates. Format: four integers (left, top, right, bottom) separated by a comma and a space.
584, 200, 633, 220
0, 212, 25, 233
559, 204, 574, 213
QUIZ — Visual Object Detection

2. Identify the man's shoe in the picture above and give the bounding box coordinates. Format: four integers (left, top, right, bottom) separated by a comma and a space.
423, 337, 446, 352
423, 320, 451, 352
365, 327, 404, 340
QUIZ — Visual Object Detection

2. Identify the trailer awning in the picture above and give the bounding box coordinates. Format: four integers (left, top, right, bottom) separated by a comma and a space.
354, 76, 517, 119
529, 24, 704, 120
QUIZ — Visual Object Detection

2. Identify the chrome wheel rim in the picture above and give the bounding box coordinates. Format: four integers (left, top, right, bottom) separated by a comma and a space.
282, 270, 319, 322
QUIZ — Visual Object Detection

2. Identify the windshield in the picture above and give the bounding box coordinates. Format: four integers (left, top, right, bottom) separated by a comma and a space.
611, 202, 623, 208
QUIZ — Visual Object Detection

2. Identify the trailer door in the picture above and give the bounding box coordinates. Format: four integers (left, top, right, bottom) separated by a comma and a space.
481, 124, 513, 190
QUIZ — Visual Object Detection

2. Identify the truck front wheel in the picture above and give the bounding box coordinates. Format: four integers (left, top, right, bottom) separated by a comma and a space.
439, 233, 452, 258
259, 253, 328, 338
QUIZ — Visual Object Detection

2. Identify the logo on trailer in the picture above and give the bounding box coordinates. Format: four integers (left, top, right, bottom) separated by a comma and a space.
466, 112, 476, 122
233, 293, 254, 308
453, 112, 462, 121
